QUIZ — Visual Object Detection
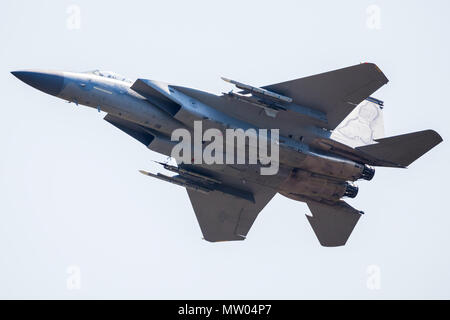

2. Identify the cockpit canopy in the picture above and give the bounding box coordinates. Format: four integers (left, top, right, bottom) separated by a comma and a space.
85, 70, 132, 83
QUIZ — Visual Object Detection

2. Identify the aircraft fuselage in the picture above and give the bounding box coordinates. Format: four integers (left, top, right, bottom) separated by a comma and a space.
12, 70, 373, 203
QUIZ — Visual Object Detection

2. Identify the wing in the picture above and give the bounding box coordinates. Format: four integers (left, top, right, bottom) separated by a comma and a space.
263, 63, 389, 129
182, 163, 290, 242
187, 182, 276, 242
306, 200, 363, 247
173, 63, 388, 136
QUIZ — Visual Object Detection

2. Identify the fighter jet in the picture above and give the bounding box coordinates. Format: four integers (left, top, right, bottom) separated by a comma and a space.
12, 64, 443, 246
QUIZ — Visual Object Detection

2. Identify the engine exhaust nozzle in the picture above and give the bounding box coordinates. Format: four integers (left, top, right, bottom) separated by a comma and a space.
344, 183, 359, 198
361, 165, 375, 181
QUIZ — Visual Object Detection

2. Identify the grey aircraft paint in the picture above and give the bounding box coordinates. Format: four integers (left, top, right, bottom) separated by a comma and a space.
11, 64, 443, 247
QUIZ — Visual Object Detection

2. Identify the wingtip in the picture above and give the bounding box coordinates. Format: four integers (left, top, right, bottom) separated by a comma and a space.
419, 129, 444, 145
360, 62, 389, 83
430, 130, 444, 143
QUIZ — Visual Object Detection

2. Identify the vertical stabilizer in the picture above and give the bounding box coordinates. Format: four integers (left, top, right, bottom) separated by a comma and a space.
331, 98, 384, 148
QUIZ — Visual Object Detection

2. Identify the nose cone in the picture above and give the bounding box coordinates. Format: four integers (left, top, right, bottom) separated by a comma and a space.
11, 70, 65, 96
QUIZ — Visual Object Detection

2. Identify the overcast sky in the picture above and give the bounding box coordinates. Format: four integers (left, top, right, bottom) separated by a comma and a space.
1, 0, 449, 299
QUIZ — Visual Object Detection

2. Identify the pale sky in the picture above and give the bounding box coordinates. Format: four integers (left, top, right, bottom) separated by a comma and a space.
1, 0, 449, 299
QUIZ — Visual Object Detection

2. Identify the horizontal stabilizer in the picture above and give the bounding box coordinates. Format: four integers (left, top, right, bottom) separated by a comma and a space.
306, 201, 363, 247
356, 130, 443, 167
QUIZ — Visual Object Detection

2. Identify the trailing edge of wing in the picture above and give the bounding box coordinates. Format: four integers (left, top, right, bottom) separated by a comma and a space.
306, 201, 363, 247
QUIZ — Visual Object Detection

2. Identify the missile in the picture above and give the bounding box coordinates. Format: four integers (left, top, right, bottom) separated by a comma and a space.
221, 77, 293, 103
154, 161, 222, 184
139, 170, 211, 194
224, 91, 286, 112
139, 169, 255, 203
